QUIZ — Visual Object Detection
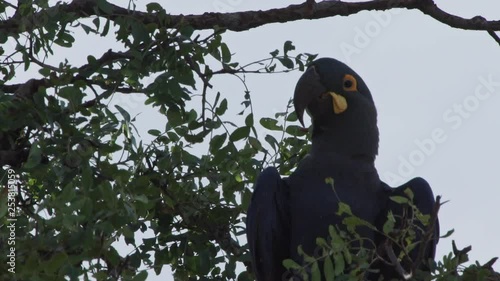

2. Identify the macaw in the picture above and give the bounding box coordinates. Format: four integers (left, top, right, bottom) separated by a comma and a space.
246, 58, 439, 280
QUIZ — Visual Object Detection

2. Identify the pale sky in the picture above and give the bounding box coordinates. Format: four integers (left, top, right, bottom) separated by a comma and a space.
10, 0, 500, 279
152, 0, 500, 276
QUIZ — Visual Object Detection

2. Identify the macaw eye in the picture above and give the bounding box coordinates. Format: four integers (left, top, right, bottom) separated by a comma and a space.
343, 74, 357, 91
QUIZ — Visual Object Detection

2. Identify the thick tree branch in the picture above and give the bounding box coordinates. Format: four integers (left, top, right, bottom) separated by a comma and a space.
1, 0, 500, 37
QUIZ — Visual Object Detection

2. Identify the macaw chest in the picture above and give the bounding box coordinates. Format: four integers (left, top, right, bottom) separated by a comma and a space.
286, 171, 386, 258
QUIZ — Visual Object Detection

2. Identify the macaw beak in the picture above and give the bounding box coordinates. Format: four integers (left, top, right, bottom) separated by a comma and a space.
330, 92, 347, 114
293, 66, 326, 127
293, 66, 348, 127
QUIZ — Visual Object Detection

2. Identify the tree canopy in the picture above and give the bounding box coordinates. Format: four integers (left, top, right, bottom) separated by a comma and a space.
0, 1, 499, 280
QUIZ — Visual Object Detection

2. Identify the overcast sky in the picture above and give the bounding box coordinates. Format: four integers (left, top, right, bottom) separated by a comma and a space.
12, 0, 500, 279
151, 0, 500, 276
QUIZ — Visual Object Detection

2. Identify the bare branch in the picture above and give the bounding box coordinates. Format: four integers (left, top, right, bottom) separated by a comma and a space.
1, 0, 500, 38
384, 241, 413, 280
27, 53, 64, 73
487, 30, 500, 46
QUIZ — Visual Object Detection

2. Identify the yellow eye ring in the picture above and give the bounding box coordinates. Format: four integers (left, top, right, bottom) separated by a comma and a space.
343, 74, 357, 91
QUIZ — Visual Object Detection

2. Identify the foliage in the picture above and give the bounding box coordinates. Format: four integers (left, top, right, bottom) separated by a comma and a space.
0, 1, 315, 280
0, 1, 498, 281
282, 190, 500, 281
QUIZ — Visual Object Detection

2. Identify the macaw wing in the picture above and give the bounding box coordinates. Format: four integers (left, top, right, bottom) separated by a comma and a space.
246, 167, 291, 281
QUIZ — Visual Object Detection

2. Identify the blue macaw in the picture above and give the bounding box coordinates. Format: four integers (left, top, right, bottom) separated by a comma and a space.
246, 58, 439, 280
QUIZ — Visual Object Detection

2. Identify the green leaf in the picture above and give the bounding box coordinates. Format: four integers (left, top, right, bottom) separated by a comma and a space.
211, 48, 221, 61
343, 216, 376, 232
248, 136, 262, 151
282, 259, 301, 270
441, 229, 455, 239
311, 261, 321, 281
221, 43, 231, 63
216, 99, 228, 115
230, 126, 250, 142
283, 40, 296, 55
333, 252, 345, 276
298, 245, 316, 264
210, 134, 227, 153
54, 31, 75, 47
146, 2, 163, 12
132, 270, 148, 281
97, 0, 113, 14
80, 23, 96, 34
102, 18, 110, 36
166, 108, 183, 127
325, 177, 334, 187
383, 211, 396, 234
404, 188, 414, 201
245, 113, 254, 127
184, 132, 205, 144
265, 134, 278, 152
286, 111, 298, 122
328, 225, 338, 241
130, 21, 150, 44
343, 249, 352, 265
24, 143, 42, 169
390, 196, 409, 204
237, 271, 253, 281
197, 249, 212, 274
316, 237, 329, 249
416, 212, 430, 225
324, 256, 335, 281
260, 117, 282, 131
167, 132, 180, 142
241, 188, 253, 211
134, 194, 149, 204
179, 25, 195, 37
44, 252, 68, 274
148, 129, 161, 136
337, 202, 352, 216
58, 86, 84, 106
38, 67, 51, 77
115, 105, 131, 122
296, 56, 305, 71
92, 17, 100, 29
278, 57, 294, 69
286, 125, 307, 137
81, 166, 94, 189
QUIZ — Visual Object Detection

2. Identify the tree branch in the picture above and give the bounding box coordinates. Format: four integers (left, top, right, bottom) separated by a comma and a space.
412, 195, 441, 274
0, 49, 133, 95
1, 0, 500, 37
487, 30, 500, 46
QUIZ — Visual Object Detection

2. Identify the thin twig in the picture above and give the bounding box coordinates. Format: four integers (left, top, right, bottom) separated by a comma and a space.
184, 55, 213, 131
412, 195, 441, 274
28, 37, 65, 72
487, 30, 500, 46
385, 241, 413, 280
